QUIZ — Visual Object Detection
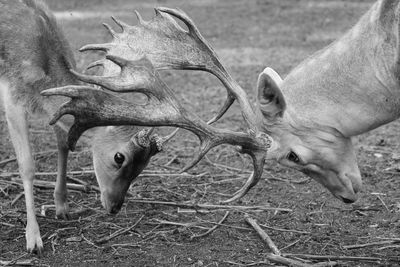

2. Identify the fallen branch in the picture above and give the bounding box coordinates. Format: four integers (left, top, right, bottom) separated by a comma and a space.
190, 211, 230, 239
0, 222, 16, 227
343, 240, 400, 250
0, 259, 38, 266
244, 214, 280, 255
283, 254, 383, 262
244, 214, 314, 267
94, 215, 144, 245
0, 253, 36, 266
263, 254, 313, 267
129, 199, 292, 212
1, 170, 95, 178
259, 223, 310, 235
154, 219, 209, 230
0, 149, 57, 167
9, 178, 100, 192
11, 192, 24, 206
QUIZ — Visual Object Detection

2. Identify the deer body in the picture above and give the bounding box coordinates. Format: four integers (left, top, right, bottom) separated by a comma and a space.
258, 0, 400, 203
0, 0, 160, 254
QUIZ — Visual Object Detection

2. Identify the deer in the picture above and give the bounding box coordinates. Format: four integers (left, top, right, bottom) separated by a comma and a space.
255, 0, 400, 204
41, 7, 273, 205
0, 0, 166, 254
42, 0, 400, 210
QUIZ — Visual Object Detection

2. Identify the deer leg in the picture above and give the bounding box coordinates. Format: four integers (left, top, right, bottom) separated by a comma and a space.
53, 125, 70, 219
3, 92, 43, 254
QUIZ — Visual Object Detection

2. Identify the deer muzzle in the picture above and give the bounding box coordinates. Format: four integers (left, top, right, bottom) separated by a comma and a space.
101, 190, 125, 214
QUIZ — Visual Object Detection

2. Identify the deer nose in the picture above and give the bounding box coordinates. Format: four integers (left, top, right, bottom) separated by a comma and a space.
109, 205, 122, 214
342, 197, 356, 204
345, 172, 362, 194
101, 192, 124, 214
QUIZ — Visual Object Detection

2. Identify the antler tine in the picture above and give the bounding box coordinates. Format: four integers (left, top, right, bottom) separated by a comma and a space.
85, 59, 106, 71
79, 43, 113, 52
180, 141, 213, 173
103, 23, 117, 37
221, 151, 265, 203
111, 16, 130, 31
133, 10, 146, 25
70, 55, 155, 93
206, 97, 235, 125
155, 7, 203, 39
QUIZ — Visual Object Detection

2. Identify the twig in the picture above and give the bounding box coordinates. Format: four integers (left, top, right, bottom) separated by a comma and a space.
372, 194, 390, 212
0, 259, 38, 266
11, 192, 24, 206
0, 222, 16, 227
81, 234, 103, 249
263, 254, 313, 267
129, 199, 292, 212
164, 154, 179, 166
110, 243, 140, 248
1, 170, 95, 178
154, 219, 209, 230
283, 253, 383, 262
259, 223, 310, 235
10, 178, 99, 192
0, 253, 33, 266
140, 172, 207, 179
244, 214, 318, 267
343, 240, 400, 250
244, 214, 280, 255
204, 156, 251, 174
0, 185, 9, 197
190, 211, 230, 239
94, 215, 144, 245
0, 150, 57, 167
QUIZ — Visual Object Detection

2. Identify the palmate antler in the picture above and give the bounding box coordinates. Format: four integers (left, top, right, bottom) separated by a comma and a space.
41, 7, 272, 203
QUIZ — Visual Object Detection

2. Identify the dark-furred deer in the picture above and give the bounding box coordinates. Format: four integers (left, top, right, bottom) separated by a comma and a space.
42, 8, 273, 206
0, 0, 163, 254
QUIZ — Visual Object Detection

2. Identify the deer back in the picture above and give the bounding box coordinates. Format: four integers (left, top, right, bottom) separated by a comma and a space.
0, 0, 77, 116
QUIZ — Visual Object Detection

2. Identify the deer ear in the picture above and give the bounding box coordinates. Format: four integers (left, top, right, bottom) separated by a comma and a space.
256, 67, 286, 119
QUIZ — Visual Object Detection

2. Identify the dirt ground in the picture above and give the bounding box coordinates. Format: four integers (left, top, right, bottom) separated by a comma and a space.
1, 0, 400, 266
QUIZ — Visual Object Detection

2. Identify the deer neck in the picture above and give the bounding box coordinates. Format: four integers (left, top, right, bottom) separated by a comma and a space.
280, 0, 400, 137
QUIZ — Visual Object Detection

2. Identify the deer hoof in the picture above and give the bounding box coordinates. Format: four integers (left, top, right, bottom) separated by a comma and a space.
26, 224, 44, 256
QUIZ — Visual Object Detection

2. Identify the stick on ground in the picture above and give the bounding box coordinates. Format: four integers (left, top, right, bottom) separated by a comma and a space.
191, 211, 230, 239
244, 214, 281, 255
129, 199, 292, 212
94, 215, 144, 245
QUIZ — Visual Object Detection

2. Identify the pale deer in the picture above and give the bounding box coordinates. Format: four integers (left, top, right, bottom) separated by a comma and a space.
256, 0, 400, 204
0, 0, 163, 254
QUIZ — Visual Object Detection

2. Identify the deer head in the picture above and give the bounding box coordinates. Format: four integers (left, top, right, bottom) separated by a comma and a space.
257, 67, 361, 203
91, 126, 163, 213
42, 7, 273, 203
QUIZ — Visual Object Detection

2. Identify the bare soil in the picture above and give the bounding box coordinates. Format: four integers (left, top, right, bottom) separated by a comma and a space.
1, 0, 400, 266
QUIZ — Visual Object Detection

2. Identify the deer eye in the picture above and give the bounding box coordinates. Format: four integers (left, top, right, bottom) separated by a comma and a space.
114, 152, 125, 166
287, 151, 300, 163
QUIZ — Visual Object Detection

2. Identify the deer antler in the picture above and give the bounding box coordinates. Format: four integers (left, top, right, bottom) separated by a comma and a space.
81, 7, 260, 126
42, 8, 272, 203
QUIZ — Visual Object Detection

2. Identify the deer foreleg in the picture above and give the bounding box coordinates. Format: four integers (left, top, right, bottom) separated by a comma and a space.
53, 125, 70, 219
3, 89, 43, 254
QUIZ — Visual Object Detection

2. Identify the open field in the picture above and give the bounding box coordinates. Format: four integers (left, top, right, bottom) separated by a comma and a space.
1, 0, 400, 266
